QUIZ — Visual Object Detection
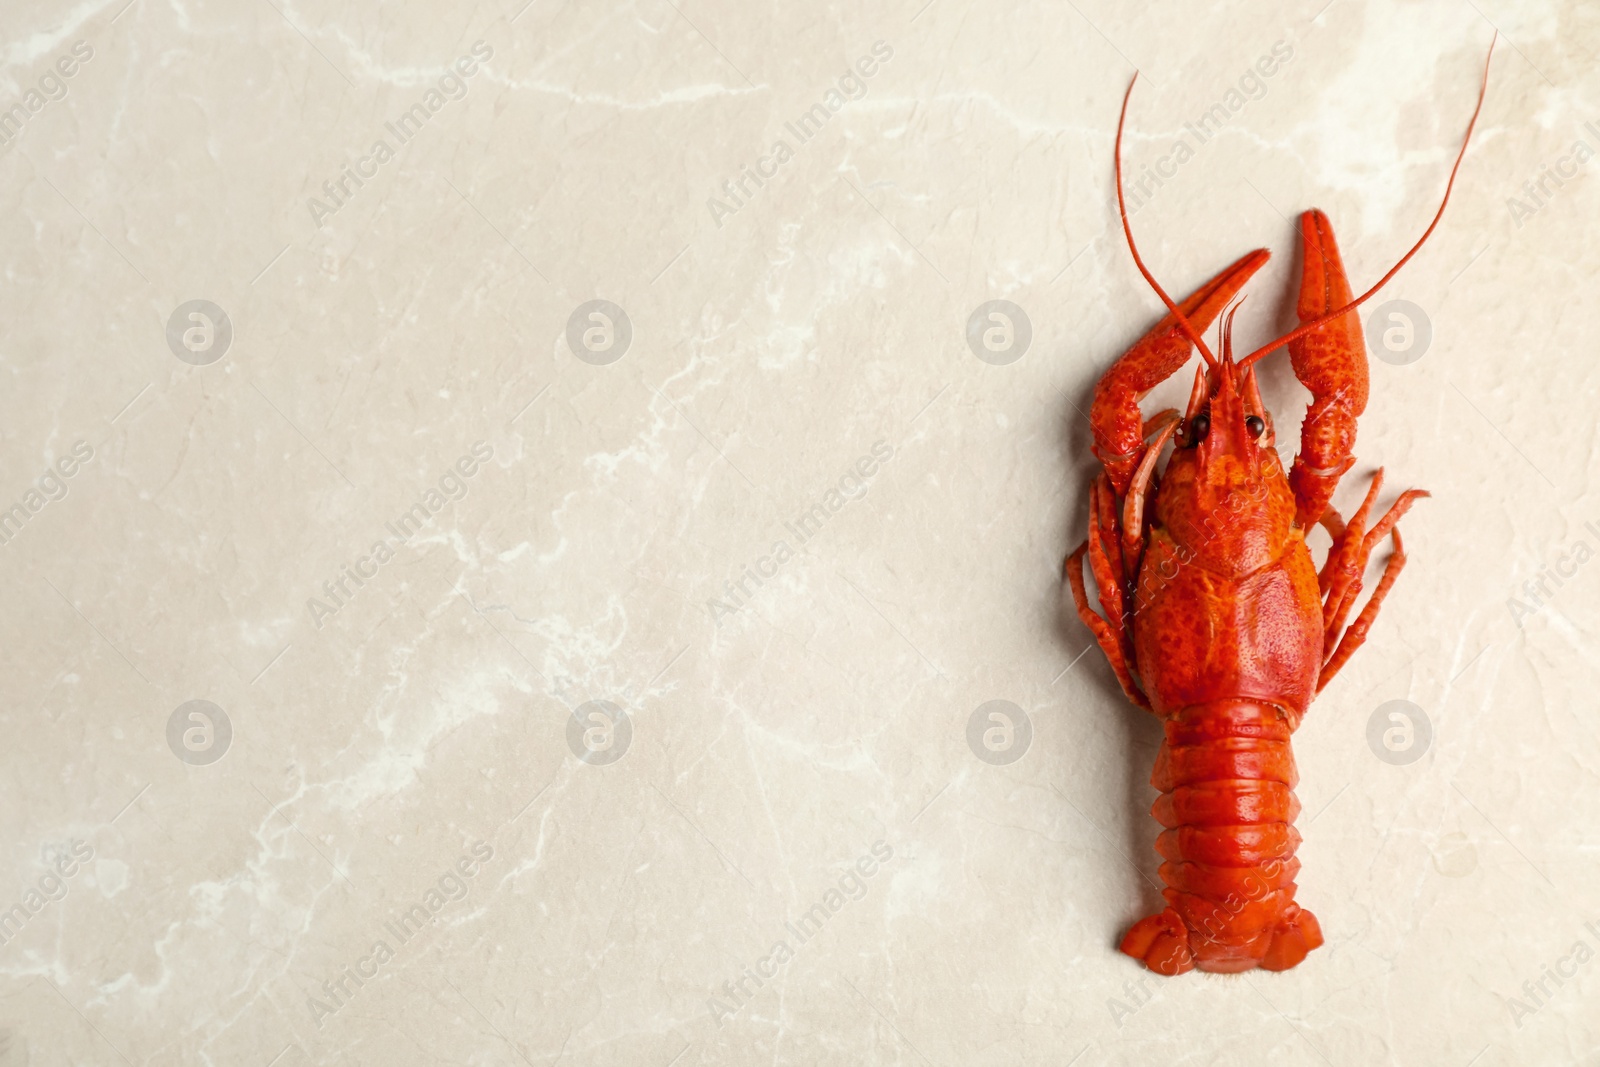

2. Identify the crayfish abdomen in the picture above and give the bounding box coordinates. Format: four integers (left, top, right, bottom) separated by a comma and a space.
1130, 698, 1321, 974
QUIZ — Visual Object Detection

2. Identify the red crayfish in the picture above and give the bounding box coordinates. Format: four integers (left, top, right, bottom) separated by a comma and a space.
1066, 41, 1494, 974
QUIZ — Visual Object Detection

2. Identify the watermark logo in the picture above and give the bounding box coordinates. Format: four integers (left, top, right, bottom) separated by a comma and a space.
1366, 699, 1430, 765
307, 442, 494, 629
166, 300, 232, 365
167, 700, 232, 765
307, 42, 493, 227
307, 843, 494, 1028
707, 440, 894, 625
966, 700, 1031, 765
1507, 521, 1600, 627
0, 839, 94, 949
1506, 123, 1600, 229
1365, 299, 1431, 366
1113, 478, 1271, 627
0, 440, 95, 549
1106, 975, 1158, 1027
567, 700, 631, 765
1506, 919, 1600, 1029
706, 841, 894, 1027
0, 40, 94, 153
1181, 856, 1292, 958
565, 300, 632, 366
706, 41, 894, 228
1430, 830, 1478, 878
1123, 39, 1294, 215
965, 300, 1031, 366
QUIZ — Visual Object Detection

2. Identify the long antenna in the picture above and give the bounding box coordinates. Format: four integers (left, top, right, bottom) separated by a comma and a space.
1238, 35, 1496, 370
1116, 73, 1219, 371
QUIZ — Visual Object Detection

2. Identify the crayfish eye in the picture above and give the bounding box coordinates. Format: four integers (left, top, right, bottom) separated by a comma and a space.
1186, 413, 1209, 445
1246, 415, 1265, 437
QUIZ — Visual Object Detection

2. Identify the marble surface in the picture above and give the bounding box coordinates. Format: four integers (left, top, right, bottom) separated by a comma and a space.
1, 0, 1597, 1063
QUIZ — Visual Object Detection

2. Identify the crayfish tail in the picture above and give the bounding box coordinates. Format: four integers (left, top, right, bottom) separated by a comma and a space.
1124, 698, 1323, 975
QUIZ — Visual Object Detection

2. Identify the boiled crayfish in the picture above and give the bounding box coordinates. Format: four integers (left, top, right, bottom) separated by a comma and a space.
1066, 42, 1494, 974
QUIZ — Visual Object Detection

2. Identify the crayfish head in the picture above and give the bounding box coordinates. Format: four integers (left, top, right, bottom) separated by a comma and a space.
1172, 308, 1275, 483
1156, 312, 1295, 571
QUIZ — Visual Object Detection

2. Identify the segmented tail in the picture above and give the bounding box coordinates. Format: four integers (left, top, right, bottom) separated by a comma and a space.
1121, 699, 1324, 973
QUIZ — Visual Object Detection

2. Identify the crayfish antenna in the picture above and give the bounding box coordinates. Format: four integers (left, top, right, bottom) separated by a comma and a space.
1238, 33, 1497, 370
1115, 74, 1220, 371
